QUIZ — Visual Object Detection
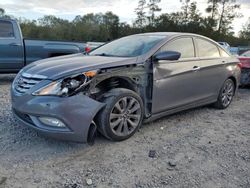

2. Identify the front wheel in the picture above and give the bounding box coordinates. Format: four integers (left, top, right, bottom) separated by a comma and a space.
97, 88, 144, 141
214, 79, 235, 109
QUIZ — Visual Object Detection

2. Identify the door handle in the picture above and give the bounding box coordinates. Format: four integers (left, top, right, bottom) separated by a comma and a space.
192, 66, 200, 71
9, 43, 22, 46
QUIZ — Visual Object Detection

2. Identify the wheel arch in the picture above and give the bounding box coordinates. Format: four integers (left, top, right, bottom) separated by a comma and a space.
95, 76, 139, 93
228, 76, 237, 92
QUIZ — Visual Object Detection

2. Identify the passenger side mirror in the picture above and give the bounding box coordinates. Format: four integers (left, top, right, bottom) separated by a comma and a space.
153, 51, 181, 61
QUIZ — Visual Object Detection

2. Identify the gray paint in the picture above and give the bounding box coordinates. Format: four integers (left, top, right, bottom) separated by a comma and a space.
11, 91, 105, 142
23, 53, 138, 80
11, 32, 241, 142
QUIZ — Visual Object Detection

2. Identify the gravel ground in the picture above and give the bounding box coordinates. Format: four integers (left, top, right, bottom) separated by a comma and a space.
0, 74, 249, 188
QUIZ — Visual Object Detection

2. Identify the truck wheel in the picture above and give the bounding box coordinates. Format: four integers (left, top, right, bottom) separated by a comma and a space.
97, 88, 144, 141
214, 79, 235, 109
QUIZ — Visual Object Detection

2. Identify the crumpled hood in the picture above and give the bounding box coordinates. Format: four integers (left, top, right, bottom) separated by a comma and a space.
23, 53, 138, 80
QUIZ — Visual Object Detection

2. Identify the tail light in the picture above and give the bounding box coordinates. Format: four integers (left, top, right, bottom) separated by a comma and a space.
85, 45, 91, 53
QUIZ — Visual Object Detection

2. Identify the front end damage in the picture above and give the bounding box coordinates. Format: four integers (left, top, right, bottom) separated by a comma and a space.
11, 63, 151, 143
87, 63, 152, 119
12, 94, 105, 143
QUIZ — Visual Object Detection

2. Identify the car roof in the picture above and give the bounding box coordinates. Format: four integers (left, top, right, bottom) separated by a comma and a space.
133, 32, 220, 45
135, 32, 198, 36
133, 32, 212, 40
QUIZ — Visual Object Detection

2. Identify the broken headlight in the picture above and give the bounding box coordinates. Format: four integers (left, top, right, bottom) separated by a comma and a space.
33, 70, 98, 96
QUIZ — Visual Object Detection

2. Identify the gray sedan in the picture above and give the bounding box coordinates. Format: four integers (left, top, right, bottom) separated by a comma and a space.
11, 32, 241, 143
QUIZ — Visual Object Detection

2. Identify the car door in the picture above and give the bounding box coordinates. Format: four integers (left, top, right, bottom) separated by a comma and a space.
0, 20, 24, 70
152, 37, 203, 114
194, 37, 227, 100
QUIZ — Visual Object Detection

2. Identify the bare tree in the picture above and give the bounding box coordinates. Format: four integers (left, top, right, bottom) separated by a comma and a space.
147, 0, 161, 26
217, 0, 241, 34
134, 0, 147, 28
180, 0, 191, 23
206, 0, 220, 20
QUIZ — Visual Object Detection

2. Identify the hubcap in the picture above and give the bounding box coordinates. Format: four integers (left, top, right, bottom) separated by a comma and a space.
109, 96, 141, 137
221, 80, 234, 107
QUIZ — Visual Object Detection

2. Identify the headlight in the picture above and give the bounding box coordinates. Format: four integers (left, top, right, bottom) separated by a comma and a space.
33, 70, 98, 96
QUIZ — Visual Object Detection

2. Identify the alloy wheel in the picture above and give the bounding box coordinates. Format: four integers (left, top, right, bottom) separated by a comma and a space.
221, 80, 234, 107
109, 96, 142, 137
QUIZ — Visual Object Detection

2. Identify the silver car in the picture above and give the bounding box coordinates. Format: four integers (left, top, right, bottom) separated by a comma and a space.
11, 32, 241, 143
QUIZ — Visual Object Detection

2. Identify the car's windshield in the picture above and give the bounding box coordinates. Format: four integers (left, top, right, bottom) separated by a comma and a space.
89, 35, 166, 57
242, 51, 250, 57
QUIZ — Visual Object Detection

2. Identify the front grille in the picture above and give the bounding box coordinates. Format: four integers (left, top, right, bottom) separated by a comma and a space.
14, 73, 46, 94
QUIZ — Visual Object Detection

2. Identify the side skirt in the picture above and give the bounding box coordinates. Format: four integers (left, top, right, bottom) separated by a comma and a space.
144, 97, 217, 123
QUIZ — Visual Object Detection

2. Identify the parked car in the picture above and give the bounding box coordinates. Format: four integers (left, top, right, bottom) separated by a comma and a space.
218, 42, 231, 52
0, 19, 86, 73
238, 50, 250, 85
85, 42, 105, 53
11, 32, 241, 143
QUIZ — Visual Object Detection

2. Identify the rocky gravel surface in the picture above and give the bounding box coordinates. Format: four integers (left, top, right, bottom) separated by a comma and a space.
0, 74, 249, 188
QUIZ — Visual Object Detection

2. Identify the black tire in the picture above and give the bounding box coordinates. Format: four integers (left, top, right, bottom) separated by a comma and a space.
96, 88, 144, 141
214, 79, 235, 109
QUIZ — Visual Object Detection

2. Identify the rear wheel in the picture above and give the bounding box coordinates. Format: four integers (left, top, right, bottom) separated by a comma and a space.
214, 79, 235, 109
97, 88, 144, 141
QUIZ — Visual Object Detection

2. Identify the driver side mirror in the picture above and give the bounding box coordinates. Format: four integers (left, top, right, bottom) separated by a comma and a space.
153, 51, 181, 61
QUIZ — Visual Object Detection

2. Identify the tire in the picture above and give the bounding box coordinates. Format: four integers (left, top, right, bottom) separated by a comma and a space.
214, 79, 235, 109
96, 88, 144, 141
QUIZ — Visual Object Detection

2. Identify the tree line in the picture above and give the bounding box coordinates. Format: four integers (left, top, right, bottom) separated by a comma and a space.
0, 0, 249, 46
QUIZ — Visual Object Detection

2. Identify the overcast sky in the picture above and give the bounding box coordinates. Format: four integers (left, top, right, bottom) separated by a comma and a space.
1, 0, 249, 35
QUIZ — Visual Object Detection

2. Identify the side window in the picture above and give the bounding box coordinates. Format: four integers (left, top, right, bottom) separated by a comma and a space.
160, 38, 195, 59
196, 38, 220, 58
0, 21, 14, 38
220, 49, 230, 57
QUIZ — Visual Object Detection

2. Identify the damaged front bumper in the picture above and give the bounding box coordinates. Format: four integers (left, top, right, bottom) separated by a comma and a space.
11, 89, 105, 143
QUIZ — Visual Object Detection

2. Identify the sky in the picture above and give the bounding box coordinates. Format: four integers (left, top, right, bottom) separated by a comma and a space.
0, 0, 249, 35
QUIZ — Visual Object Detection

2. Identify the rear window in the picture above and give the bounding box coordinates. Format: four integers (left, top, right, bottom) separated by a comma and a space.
196, 38, 220, 58
0, 21, 14, 38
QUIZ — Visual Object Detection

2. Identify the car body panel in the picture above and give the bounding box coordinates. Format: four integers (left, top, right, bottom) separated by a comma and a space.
24, 39, 86, 64
11, 90, 105, 142
198, 58, 231, 98
152, 58, 202, 113
238, 51, 250, 85
0, 19, 24, 70
239, 57, 250, 69
23, 53, 138, 80
239, 57, 250, 85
